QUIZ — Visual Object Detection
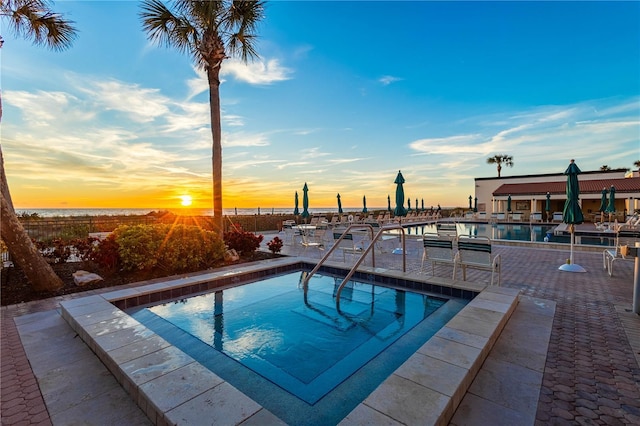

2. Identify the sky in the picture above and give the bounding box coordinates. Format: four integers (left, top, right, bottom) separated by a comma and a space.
1, 0, 639, 212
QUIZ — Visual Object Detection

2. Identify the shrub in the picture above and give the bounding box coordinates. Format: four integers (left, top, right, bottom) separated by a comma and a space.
266, 236, 283, 254
112, 224, 225, 273
87, 235, 120, 271
35, 238, 72, 264
223, 224, 263, 256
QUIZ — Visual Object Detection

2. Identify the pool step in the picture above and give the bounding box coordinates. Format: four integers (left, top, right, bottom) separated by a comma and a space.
339, 285, 521, 426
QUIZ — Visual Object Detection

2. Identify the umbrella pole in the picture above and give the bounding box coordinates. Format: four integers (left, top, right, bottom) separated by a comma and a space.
559, 224, 586, 272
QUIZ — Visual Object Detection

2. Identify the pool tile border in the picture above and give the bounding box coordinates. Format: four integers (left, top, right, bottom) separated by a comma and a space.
60, 258, 519, 426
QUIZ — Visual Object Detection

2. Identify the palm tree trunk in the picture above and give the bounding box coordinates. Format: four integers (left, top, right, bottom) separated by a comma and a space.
208, 66, 223, 233
1, 191, 63, 292
1, 95, 63, 292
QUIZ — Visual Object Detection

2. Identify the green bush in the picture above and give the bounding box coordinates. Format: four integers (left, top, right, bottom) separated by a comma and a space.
112, 224, 225, 273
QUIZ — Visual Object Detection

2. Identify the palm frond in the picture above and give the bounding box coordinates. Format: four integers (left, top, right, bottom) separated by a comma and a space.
1, 0, 77, 50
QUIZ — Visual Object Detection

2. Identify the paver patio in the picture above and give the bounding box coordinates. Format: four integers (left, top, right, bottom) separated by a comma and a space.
2, 228, 639, 425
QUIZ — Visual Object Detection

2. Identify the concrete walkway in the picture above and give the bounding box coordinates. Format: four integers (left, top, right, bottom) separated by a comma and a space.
2, 235, 639, 424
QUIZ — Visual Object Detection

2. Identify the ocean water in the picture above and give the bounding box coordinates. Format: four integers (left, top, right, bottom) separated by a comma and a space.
14, 207, 391, 218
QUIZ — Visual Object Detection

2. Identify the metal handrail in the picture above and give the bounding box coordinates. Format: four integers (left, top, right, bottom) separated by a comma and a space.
335, 224, 406, 313
302, 223, 376, 288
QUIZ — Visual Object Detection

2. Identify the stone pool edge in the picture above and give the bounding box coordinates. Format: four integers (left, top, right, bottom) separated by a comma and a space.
59, 257, 520, 426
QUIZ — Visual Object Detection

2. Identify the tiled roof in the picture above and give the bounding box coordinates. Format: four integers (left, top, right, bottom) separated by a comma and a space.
493, 177, 640, 197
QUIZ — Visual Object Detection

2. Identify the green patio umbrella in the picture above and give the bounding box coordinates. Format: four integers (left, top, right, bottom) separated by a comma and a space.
387, 194, 391, 212
468, 195, 473, 210
293, 191, 299, 215
337, 193, 343, 214
407, 198, 412, 212
421, 199, 425, 212
507, 195, 512, 212
598, 188, 607, 224
606, 185, 616, 224
474, 197, 478, 213
559, 159, 585, 273
362, 195, 368, 213
415, 199, 419, 212
301, 183, 310, 220
393, 170, 407, 217
545, 192, 551, 222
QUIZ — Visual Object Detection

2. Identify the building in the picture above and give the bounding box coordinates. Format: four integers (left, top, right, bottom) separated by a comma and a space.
474, 167, 640, 222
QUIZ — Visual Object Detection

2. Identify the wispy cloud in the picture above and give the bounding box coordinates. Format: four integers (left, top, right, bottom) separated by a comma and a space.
221, 58, 293, 85
379, 75, 403, 86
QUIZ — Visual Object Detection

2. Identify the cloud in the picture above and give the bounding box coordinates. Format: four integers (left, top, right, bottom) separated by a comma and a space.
220, 58, 293, 85
379, 75, 403, 86
223, 132, 270, 147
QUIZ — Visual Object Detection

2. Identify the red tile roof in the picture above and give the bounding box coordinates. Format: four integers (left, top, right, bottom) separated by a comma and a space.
493, 177, 640, 197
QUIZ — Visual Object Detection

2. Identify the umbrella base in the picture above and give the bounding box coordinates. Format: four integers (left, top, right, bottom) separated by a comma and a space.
558, 263, 587, 273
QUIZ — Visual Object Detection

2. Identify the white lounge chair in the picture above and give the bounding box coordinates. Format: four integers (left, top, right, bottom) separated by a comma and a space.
603, 230, 640, 276
454, 236, 501, 286
421, 233, 456, 276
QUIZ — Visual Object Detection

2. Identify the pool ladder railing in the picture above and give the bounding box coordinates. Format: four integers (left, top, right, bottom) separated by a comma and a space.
301, 223, 406, 312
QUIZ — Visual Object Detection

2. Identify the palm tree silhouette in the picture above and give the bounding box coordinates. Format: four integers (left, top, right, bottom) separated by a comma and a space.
140, 0, 265, 232
486, 154, 514, 178
0, 0, 77, 291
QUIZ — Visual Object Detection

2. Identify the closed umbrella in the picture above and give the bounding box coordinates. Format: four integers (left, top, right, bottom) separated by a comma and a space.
301, 183, 310, 220
393, 170, 407, 217
387, 195, 391, 212
507, 195, 512, 212
362, 195, 368, 213
421, 199, 424, 212
598, 188, 607, 224
468, 195, 473, 210
606, 185, 616, 225
293, 191, 299, 215
416, 199, 419, 213
337, 193, 343, 214
474, 197, 478, 213
559, 159, 586, 273
407, 198, 412, 212
545, 192, 551, 222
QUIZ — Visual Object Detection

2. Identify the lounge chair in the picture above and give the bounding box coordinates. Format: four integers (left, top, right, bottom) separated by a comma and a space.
603, 229, 640, 276
552, 212, 563, 222
512, 212, 522, 222
436, 222, 458, 238
496, 212, 505, 221
477, 212, 486, 220
530, 212, 542, 223
421, 233, 456, 276
453, 236, 501, 286
332, 231, 363, 262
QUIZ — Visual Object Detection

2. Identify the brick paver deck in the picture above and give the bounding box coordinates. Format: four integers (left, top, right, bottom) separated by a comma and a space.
2, 230, 639, 425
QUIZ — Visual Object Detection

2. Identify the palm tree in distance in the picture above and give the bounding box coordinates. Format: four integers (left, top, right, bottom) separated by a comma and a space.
486, 154, 514, 178
0, 0, 77, 292
634, 160, 640, 170
140, 0, 266, 232
600, 165, 611, 172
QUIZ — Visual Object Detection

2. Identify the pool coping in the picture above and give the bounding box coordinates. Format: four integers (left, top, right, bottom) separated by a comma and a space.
59, 257, 520, 426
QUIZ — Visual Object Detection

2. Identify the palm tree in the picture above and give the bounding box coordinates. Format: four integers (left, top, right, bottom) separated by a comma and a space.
634, 160, 640, 170
600, 165, 611, 172
486, 154, 514, 178
140, 0, 265, 233
0, 0, 77, 291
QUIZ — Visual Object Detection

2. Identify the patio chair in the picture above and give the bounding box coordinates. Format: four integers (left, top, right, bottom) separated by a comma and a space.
421, 233, 456, 276
512, 212, 522, 221
552, 212, 563, 222
436, 222, 458, 238
603, 229, 640, 277
454, 235, 501, 286
282, 221, 299, 245
332, 231, 363, 262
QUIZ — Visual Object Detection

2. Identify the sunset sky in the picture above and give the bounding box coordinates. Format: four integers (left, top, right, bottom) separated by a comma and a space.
2, 1, 639, 211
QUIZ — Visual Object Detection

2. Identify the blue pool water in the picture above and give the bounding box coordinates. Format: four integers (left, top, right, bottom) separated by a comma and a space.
402, 222, 615, 245
128, 270, 466, 424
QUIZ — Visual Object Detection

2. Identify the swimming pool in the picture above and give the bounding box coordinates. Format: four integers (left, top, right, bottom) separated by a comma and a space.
402, 222, 615, 245
127, 269, 467, 424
